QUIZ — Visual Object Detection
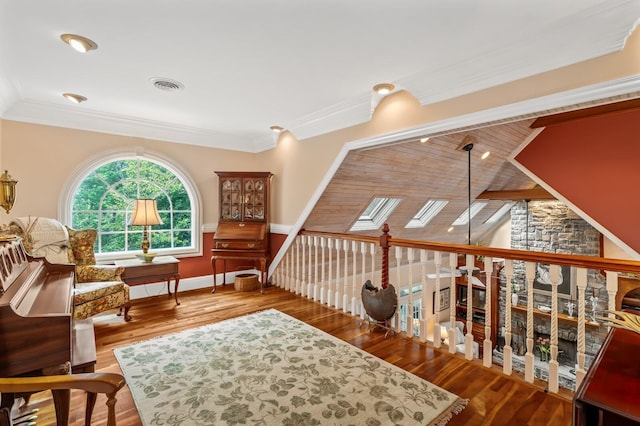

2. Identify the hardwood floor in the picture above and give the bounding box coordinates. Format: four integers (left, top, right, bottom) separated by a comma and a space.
19, 285, 573, 425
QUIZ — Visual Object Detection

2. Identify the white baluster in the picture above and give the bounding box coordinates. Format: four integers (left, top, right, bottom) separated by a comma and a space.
342, 240, 349, 313
420, 249, 428, 343
575, 267, 588, 388
364, 242, 375, 320
295, 236, 301, 294
286, 243, 293, 291
300, 235, 307, 297
433, 251, 442, 348
464, 254, 474, 360
312, 236, 319, 300
358, 242, 367, 317
407, 248, 415, 338
319, 237, 326, 304
547, 264, 560, 393
327, 238, 334, 307
606, 270, 618, 318
503, 259, 514, 375
394, 247, 403, 333
448, 253, 457, 355
306, 236, 313, 298
351, 241, 358, 315
335, 239, 341, 309
524, 261, 536, 381
483, 257, 494, 368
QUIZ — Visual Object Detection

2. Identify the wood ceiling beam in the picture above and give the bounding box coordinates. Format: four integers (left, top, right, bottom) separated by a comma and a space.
477, 187, 555, 201
531, 98, 640, 128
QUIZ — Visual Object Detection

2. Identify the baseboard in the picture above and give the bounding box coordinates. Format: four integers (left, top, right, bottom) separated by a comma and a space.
128, 269, 261, 300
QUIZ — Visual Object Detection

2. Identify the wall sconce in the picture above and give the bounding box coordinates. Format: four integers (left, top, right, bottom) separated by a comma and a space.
129, 198, 163, 262
0, 170, 18, 214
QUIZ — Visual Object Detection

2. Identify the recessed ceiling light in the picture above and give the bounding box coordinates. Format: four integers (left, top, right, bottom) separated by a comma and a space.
447, 226, 454, 233
420, 137, 430, 143
270, 125, 284, 133
373, 83, 395, 95
481, 151, 491, 160
60, 34, 98, 53
62, 93, 87, 103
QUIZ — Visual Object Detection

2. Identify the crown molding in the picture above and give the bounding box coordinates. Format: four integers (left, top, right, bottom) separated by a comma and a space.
2, 99, 260, 152
404, 4, 640, 106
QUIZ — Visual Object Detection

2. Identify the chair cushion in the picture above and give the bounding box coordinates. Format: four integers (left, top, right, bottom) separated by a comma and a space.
66, 227, 97, 266
76, 265, 124, 283
74, 280, 126, 305
73, 282, 129, 321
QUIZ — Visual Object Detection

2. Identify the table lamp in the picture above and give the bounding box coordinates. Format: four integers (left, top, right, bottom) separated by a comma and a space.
129, 198, 163, 262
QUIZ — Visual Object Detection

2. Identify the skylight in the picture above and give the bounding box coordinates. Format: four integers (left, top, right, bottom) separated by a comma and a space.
405, 199, 449, 228
484, 202, 515, 224
350, 197, 401, 231
451, 201, 488, 225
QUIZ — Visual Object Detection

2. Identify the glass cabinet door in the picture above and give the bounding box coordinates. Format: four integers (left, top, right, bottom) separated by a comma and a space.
243, 178, 266, 221
221, 178, 242, 220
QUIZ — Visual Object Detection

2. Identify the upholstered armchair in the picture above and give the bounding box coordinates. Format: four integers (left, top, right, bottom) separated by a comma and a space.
9, 217, 131, 322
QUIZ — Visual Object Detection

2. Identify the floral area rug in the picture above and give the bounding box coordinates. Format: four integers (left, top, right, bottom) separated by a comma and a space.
114, 309, 467, 425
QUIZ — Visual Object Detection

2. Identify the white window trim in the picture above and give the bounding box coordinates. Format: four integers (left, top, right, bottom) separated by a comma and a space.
58, 147, 203, 260
451, 201, 488, 226
405, 199, 449, 229
350, 197, 401, 231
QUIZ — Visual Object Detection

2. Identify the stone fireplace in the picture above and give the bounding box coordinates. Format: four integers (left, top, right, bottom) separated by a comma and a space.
491, 200, 609, 390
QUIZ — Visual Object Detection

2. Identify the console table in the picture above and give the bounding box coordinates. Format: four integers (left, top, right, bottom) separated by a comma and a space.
573, 325, 640, 425
115, 256, 181, 305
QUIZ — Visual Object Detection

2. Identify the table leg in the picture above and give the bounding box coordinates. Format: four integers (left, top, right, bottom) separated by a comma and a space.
259, 259, 266, 294
174, 275, 180, 305
211, 256, 217, 293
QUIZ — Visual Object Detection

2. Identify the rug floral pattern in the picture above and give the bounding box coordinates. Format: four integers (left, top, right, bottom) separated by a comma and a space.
115, 309, 466, 425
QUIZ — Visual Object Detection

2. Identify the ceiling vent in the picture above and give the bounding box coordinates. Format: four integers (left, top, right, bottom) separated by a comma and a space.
150, 77, 184, 92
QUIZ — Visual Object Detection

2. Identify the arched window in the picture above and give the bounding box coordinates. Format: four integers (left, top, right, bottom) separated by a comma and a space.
61, 152, 201, 260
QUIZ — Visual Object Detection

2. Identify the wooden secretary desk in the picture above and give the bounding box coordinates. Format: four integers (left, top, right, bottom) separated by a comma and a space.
211, 171, 272, 293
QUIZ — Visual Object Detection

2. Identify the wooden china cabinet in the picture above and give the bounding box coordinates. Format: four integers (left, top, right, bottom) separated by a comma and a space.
212, 171, 272, 292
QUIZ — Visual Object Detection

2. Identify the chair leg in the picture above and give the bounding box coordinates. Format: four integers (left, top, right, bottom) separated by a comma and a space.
85, 392, 97, 426
117, 303, 132, 322
51, 389, 70, 426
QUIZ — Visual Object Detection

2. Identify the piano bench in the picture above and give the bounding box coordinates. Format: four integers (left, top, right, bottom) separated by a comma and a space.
72, 319, 97, 374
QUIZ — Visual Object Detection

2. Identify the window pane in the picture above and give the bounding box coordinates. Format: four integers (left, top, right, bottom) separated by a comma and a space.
173, 212, 191, 229
173, 231, 191, 247
101, 212, 127, 232
72, 158, 194, 256
100, 233, 125, 253
74, 175, 107, 211
73, 212, 99, 230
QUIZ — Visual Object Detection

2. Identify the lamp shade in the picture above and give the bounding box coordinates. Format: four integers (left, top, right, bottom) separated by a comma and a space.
129, 199, 163, 226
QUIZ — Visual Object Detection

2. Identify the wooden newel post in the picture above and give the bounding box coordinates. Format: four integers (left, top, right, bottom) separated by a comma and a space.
380, 223, 391, 289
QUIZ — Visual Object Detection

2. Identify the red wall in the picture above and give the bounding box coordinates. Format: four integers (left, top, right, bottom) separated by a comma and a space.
177, 231, 288, 280
515, 108, 640, 254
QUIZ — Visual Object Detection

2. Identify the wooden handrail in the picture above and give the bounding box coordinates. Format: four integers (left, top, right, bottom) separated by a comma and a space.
0, 373, 126, 426
299, 227, 640, 275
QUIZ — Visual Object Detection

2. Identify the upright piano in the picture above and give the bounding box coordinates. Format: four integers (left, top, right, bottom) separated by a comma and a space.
0, 238, 80, 424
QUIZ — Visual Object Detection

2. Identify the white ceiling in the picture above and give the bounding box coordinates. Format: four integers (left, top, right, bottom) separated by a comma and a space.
1, 1, 639, 152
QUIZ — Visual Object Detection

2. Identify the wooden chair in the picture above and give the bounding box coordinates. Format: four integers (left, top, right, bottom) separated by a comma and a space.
0, 373, 125, 426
